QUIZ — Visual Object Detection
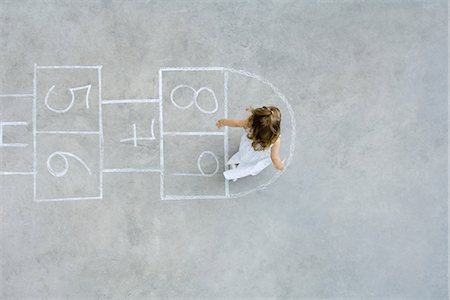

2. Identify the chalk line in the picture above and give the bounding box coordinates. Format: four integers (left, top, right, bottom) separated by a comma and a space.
0, 121, 29, 147
98, 66, 104, 199
224, 71, 229, 197
0, 94, 33, 97
159, 69, 164, 200
160, 67, 225, 72
102, 99, 160, 104
46, 151, 92, 177
103, 168, 160, 173
170, 85, 218, 114
33, 64, 37, 201
120, 119, 156, 146
36, 65, 102, 69
36, 131, 99, 135
0, 171, 35, 175
171, 150, 219, 177
162, 131, 224, 136
44, 84, 91, 113
34, 196, 102, 202
163, 195, 226, 200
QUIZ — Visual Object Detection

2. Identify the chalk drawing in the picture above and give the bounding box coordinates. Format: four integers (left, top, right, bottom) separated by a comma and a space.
3, 64, 296, 202
172, 150, 219, 177
0, 94, 33, 98
120, 119, 156, 147
46, 151, 92, 177
44, 84, 91, 113
162, 131, 223, 136
0, 121, 28, 147
170, 85, 218, 114
31, 65, 102, 202
103, 168, 160, 173
102, 99, 160, 104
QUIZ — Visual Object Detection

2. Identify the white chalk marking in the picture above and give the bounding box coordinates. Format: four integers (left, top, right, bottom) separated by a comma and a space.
70, 85, 91, 109
223, 71, 229, 197
170, 85, 219, 114
0, 121, 28, 126
46, 151, 92, 177
162, 131, 223, 136
44, 84, 91, 113
103, 168, 160, 173
197, 151, 219, 176
36, 65, 102, 69
102, 99, 160, 104
36, 131, 99, 135
0, 171, 35, 175
0, 121, 29, 147
0, 94, 33, 97
120, 119, 156, 146
195, 87, 218, 114
159, 69, 164, 200
98, 66, 104, 199
172, 151, 219, 177
33, 64, 37, 201
171, 172, 203, 176
34, 196, 102, 202
160, 67, 296, 200
163, 195, 226, 200
170, 85, 195, 109
160, 67, 225, 72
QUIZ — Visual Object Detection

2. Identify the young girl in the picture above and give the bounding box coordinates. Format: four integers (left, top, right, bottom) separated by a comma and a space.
216, 105, 285, 181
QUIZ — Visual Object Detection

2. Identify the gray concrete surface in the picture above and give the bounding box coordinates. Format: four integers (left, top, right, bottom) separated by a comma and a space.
0, 0, 448, 298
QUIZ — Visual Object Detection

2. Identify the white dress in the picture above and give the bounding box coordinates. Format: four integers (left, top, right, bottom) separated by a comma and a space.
223, 130, 273, 180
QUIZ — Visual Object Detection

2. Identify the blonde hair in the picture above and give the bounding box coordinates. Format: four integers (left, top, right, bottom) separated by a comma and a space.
246, 106, 281, 151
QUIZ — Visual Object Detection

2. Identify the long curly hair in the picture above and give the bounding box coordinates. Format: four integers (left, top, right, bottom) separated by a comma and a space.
246, 106, 281, 151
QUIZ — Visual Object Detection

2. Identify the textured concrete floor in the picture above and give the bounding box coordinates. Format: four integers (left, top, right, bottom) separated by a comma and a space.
0, 0, 448, 299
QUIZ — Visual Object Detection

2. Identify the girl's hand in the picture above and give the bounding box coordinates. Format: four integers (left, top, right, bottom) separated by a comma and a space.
276, 159, 286, 171
216, 119, 225, 128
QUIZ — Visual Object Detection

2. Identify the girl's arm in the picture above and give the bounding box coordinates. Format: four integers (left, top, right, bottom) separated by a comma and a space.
216, 118, 248, 128
270, 137, 285, 171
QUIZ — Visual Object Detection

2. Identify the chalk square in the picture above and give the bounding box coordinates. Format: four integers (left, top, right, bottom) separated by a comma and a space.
0, 96, 33, 172
163, 134, 225, 198
103, 103, 160, 169
161, 70, 225, 132
35, 133, 101, 201
35, 68, 100, 132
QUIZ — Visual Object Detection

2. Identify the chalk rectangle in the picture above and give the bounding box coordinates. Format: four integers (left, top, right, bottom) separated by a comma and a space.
102, 102, 160, 170
35, 67, 100, 132
162, 134, 226, 198
160, 70, 225, 133
35, 133, 101, 201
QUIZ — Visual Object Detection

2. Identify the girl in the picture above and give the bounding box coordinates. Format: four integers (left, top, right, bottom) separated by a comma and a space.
216, 105, 285, 181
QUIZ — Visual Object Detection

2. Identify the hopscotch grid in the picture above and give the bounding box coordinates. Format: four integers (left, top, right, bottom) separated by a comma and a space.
22, 65, 294, 202
102, 99, 160, 104
224, 71, 229, 197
